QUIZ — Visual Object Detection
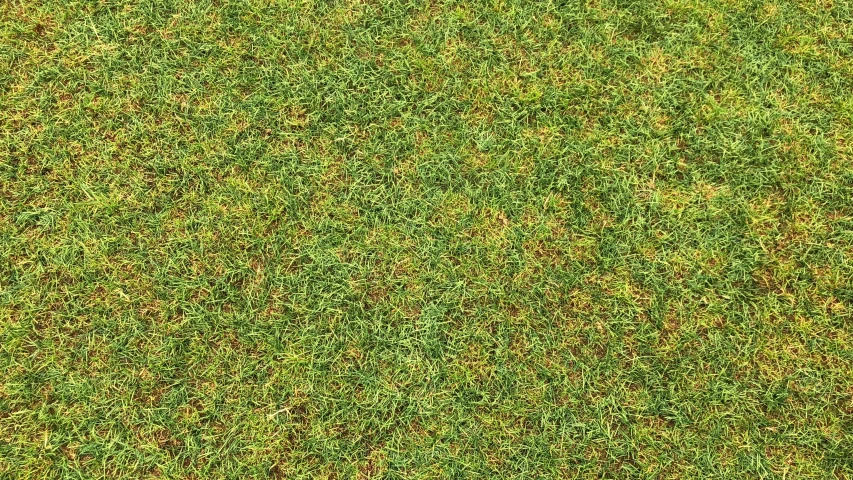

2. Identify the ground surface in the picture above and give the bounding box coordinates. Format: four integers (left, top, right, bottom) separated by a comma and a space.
1, 0, 853, 478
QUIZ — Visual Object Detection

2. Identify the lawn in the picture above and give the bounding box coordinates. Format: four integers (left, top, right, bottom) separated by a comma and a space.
1, 0, 852, 478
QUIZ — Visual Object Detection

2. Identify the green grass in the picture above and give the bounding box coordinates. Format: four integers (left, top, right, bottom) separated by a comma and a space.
1, 0, 852, 477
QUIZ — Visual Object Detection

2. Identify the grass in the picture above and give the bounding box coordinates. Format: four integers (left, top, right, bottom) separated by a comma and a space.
1, 0, 852, 477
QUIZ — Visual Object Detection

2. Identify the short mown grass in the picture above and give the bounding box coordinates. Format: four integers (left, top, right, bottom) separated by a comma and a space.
2, 0, 852, 478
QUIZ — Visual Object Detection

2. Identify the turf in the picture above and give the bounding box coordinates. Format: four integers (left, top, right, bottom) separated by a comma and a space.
1, 0, 852, 478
